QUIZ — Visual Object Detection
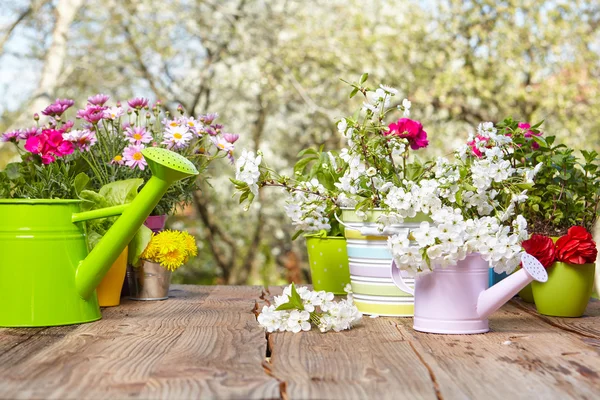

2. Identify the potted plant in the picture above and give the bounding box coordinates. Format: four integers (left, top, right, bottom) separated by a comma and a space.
387, 119, 546, 333
327, 74, 431, 316
128, 230, 198, 300
1, 95, 236, 307
73, 96, 235, 304
0, 100, 199, 327
509, 124, 599, 316
232, 146, 351, 294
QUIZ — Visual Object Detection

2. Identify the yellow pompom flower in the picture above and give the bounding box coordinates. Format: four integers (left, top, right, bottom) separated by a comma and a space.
141, 230, 198, 271
182, 232, 198, 257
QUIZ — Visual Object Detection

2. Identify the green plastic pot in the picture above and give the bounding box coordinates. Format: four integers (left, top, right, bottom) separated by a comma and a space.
532, 261, 595, 317
518, 283, 534, 303
305, 232, 350, 295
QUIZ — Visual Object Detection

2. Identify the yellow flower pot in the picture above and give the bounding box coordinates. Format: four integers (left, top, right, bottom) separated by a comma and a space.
96, 247, 128, 307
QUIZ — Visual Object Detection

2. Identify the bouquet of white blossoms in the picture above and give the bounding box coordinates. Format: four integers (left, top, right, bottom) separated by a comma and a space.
233, 147, 347, 237
257, 284, 362, 333
387, 121, 540, 276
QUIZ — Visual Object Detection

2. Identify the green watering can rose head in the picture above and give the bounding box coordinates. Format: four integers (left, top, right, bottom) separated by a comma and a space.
141, 147, 199, 182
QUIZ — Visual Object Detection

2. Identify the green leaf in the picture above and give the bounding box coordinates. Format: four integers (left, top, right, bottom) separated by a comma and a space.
127, 225, 153, 265
288, 283, 304, 310
86, 230, 103, 252
230, 178, 248, 187
73, 172, 90, 196
349, 87, 359, 98
4, 163, 21, 180
291, 230, 305, 240
99, 178, 144, 206
275, 302, 298, 311
297, 148, 318, 158
516, 183, 534, 190
79, 190, 110, 211
360, 73, 369, 84
530, 135, 547, 148
294, 157, 315, 175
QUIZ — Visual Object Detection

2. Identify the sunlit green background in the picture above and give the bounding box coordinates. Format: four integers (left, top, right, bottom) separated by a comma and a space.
1, 0, 599, 290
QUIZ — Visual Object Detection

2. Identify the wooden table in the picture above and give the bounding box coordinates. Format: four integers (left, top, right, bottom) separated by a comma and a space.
0, 285, 598, 399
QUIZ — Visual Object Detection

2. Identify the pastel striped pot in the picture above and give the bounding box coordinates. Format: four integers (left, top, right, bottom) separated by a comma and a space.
340, 208, 426, 317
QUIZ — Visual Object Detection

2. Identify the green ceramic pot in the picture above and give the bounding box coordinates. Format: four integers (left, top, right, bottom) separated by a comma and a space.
518, 283, 534, 303
532, 261, 595, 317
305, 233, 350, 295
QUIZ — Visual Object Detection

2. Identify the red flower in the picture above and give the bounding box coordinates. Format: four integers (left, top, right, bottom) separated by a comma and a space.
555, 226, 598, 265
522, 234, 557, 268
387, 118, 429, 150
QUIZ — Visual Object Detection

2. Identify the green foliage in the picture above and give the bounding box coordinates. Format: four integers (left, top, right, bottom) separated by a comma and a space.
275, 283, 304, 311
0, 156, 84, 199
501, 121, 600, 235
79, 178, 152, 264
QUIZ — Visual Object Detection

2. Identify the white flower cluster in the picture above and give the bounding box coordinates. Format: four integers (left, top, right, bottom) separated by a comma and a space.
386, 121, 541, 275
334, 83, 413, 202
388, 210, 529, 275
283, 179, 332, 232
257, 285, 362, 333
235, 149, 262, 196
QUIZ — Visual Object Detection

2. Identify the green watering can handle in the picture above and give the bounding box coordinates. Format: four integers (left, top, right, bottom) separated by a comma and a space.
71, 204, 129, 223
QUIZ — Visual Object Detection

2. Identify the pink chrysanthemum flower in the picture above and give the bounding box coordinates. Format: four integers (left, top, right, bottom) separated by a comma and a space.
41, 99, 75, 117
223, 133, 239, 144
19, 127, 41, 140
111, 154, 125, 165
1, 130, 21, 143
103, 106, 124, 120
87, 94, 110, 106
162, 126, 193, 149
127, 97, 149, 109
77, 105, 107, 124
63, 129, 97, 151
123, 144, 147, 170
198, 112, 218, 125
124, 126, 153, 145
211, 136, 234, 153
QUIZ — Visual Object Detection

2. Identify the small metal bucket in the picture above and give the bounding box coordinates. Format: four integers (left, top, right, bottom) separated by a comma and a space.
127, 260, 172, 301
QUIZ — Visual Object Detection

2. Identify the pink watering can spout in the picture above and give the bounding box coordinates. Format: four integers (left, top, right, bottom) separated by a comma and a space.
477, 253, 548, 319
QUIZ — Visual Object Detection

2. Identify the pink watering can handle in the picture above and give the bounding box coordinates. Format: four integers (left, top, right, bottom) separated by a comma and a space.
390, 260, 415, 295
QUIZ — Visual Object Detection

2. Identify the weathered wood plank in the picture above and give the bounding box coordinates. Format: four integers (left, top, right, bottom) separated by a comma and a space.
0, 285, 280, 400
395, 302, 600, 400
264, 287, 438, 400
512, 298, 600, 340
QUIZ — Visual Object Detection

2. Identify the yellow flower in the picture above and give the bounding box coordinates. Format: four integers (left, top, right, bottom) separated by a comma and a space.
182, 232, 198, 257
157, 248, 186, 271
141, 230, 198, 271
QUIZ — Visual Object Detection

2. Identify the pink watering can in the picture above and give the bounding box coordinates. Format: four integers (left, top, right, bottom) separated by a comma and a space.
391, 253, 548, 334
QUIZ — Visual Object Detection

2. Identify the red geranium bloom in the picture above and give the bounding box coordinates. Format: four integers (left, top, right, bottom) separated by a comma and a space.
556, 226, 598, 265
387, 118, 429, 150
522, 234, 557, 268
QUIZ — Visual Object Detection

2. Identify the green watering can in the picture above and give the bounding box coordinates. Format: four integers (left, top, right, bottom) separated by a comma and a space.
0, 148, 198, 327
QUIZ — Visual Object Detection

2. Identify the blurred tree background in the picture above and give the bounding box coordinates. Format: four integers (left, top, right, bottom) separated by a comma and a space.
1, 0, 599, 286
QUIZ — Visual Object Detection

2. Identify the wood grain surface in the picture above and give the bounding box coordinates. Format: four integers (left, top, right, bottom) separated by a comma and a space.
1, 286, 599, 400
0, 285, 280, 400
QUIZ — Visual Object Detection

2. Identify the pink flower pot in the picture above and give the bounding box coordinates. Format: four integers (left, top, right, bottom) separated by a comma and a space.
144, 215, 168, 233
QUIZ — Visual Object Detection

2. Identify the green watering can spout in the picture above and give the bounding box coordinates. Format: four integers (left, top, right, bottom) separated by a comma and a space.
75, 148, 199, 299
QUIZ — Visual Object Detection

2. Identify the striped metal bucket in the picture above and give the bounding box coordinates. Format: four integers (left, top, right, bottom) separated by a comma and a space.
340, 208, 425, 317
